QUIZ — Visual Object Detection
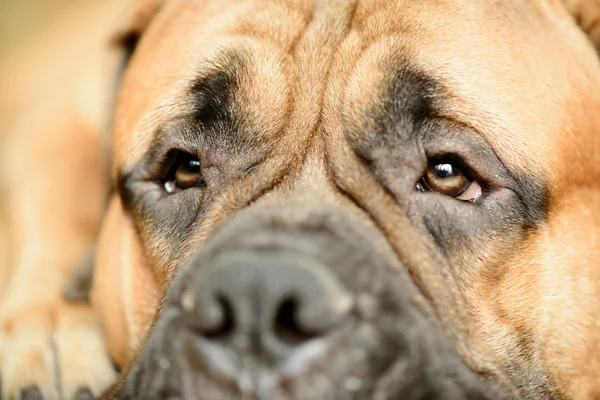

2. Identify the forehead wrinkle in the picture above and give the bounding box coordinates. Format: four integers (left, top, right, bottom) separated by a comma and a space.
114, 0, 310, 175
432, 81, 557, 182
116, 85, 192, 178
406, 55, 553, 182
406, 67, 557, 193
118, 41, 275, 173
344, 0, 580, 184
335, 32, 553, 216
393, 58, 555, 186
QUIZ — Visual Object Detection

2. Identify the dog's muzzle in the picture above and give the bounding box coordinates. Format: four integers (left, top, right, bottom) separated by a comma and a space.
112, 205, 503, 400
181, 251, 353, 376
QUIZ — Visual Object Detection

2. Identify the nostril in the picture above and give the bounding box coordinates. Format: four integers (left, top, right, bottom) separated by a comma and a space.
189, 293, 235, 339
203, 294, 235, 338
274, 297, 319, 346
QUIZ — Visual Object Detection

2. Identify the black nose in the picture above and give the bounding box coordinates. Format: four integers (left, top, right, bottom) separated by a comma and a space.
180, 251, 353, 369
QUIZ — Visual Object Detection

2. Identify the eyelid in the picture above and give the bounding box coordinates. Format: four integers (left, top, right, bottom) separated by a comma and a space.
421, 120, 514, 190
139, 123, 202, 175
456, 181, 482, 202
149, 148, 182, 183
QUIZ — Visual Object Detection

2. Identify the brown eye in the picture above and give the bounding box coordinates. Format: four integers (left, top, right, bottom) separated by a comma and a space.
164, 152, 204, 193
417, 161, 482, 202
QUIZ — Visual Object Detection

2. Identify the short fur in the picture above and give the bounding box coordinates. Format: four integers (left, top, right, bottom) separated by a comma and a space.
1, 0, 600, 399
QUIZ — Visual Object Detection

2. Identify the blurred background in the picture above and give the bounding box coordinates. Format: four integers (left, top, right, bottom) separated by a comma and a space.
0, 0, 121, 296
1, 0, 87, 135
0, 0, 81, 60
0, 0, 125, 137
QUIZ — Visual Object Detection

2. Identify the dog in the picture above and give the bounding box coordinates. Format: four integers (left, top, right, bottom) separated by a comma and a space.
1, 0, 600, 398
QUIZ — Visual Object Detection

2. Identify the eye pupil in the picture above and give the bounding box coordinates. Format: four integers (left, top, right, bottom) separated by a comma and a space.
433, 163, 455, 179
184, 159, 200, 173
164, 152, 204, 193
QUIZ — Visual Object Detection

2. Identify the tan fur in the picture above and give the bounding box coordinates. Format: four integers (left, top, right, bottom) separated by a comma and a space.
0, 0, 128, 397
2, 0, 600, 398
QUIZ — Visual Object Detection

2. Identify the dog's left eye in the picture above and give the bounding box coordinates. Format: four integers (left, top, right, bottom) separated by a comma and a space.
164, 152, 205, 193
417, 160, 482, 202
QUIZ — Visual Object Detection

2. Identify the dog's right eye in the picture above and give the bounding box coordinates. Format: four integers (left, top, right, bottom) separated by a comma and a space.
164, 152, 205, 193
416, 159, 482, 202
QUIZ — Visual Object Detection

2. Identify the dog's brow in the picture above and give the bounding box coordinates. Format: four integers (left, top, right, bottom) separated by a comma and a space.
189, 69, 237, 127
141, 57, 248, 168
376, 68, 551, 226
387, 68, 445, 123
187, 52, 247, 129
116, 54, 251, 205
353, 67, 447, 148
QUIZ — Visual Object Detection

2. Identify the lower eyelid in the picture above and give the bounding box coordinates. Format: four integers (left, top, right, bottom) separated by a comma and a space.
456, 181, 482, 202
415, 179, 483, 203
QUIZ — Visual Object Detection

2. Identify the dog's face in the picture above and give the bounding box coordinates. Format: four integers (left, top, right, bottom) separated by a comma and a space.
92, 0, 600, 398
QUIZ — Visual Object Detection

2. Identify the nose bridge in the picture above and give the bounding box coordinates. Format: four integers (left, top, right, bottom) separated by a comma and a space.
250, 156, 380, 255
292, 134, 339, 198
288, 133, 393, 248
270, 0, 357, 200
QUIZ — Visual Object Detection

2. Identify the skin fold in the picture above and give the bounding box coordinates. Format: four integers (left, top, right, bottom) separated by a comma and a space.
1, 0, 600, 399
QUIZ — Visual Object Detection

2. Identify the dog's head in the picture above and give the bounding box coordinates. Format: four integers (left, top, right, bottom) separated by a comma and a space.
91, 0, 600, 398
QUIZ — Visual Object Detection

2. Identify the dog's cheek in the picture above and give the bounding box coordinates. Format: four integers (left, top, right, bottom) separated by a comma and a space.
410, 188, 527, 270
562, 0, 600, 51
532, 192, 600, 397
135, 187, 205, 268
92, 195, 161, 371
